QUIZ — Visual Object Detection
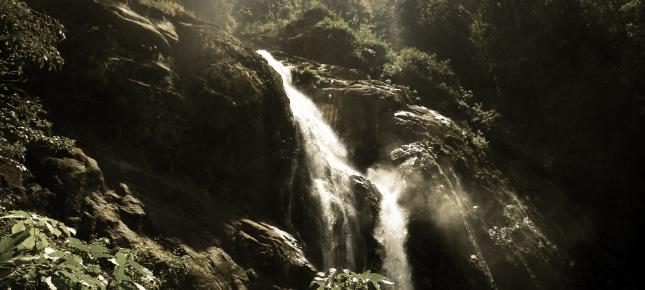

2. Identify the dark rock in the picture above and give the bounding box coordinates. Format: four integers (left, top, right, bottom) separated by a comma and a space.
25, 146, 106, 220
118, 194, 147, 230
225, 219, 316, 289
17, 0, 309, 288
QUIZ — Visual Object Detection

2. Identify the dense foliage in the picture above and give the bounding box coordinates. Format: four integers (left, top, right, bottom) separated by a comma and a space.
0, 0, 73, 164
283, 8, 389, 76
0, 0, 64, 79
310, 268, 394, 290
0, 210, 156, 289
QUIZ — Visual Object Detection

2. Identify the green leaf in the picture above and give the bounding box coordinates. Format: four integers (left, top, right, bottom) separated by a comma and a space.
0, 236, 15, 253
87, 242, 110, 259
68, 237, 89, 252
18, 234, 36, 250
0, 231, 29, 254
44, 220, 62, 237
58, 224, 71, 237
37, 234, 50, 249
0, 250, 15, 263
114, 251, 127, 266
11, 221, 26, 234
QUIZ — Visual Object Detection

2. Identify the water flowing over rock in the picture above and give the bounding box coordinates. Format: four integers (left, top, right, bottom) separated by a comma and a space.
282, 55, 575, 289
259, 50, 418, 289
368, 167, 414, 290
258, 50, 362, 270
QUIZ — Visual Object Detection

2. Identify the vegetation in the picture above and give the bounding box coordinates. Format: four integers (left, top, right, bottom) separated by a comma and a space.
383, 48, 462, 107
0, 210, 157, 289
310, 268, 394, 290
281, 7, 389, 76
0, 0, 74, 164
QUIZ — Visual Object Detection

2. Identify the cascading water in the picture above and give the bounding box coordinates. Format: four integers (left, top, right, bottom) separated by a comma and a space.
369, 167, 414, 290
258, 50, 361, 269
258, 50, 414, 289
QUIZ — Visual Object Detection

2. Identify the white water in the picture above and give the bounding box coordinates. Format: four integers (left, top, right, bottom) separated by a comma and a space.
369, 167, 414, 290
258, 51, 414, 289
258, 50, 361, 269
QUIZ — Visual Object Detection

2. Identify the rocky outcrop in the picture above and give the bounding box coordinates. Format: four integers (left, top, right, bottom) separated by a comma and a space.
4, 0, 319, 288
224, 219, 316, 289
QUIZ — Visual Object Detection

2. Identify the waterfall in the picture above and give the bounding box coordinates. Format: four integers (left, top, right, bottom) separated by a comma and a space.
259, 50, 415, 288
258, 50, 361, 269
368, 167, 414, 290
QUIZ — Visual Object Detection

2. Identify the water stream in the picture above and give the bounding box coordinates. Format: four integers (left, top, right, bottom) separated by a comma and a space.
368, 167, 414, 290
258, 50, 361, 269
258, 51, 414, 288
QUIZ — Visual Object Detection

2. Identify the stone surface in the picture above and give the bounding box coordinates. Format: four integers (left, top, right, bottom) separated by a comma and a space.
12, 0, 312, 288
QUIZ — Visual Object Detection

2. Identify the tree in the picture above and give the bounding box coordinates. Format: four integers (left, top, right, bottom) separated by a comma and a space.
0, 0, 64, 81
0, 0, 73, 164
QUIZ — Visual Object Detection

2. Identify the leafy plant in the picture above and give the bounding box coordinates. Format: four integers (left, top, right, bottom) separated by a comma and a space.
0, 210, 157, 289
0, 90, 75, 163
0, 0, 74, 164
0, 0, 65, 80
310, 268, 394, 290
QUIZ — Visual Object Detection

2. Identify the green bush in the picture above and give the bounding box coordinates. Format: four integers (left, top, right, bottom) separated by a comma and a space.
0, 90, 74, 164
0, 0, 64, 80
310, 268, 394, 290
383, 48, 462, 104
284, 10, 390, 76
301, 5, 335, 26
0, 0, 74, 164
0, 211, 157, 289
384, 47, 498, 130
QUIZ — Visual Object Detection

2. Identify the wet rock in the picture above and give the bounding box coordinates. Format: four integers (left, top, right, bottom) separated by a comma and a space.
226, 219, 316, 289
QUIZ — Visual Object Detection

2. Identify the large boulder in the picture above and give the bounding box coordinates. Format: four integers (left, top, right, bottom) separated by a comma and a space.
224, 219, 316, 289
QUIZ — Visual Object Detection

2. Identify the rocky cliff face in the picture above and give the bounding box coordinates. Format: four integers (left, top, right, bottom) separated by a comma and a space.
3, 0, 318, 288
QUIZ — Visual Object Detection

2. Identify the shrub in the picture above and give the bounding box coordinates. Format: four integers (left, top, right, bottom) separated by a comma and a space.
0, 90, 74, 164
310, 268, 394, 290
301, 5, 335, 26
0, 0, 64, 80
284, 10, 390, 77
383, 48, 462, 104
0, 210, 157, 289
384, 47, 499, 130
0, 0, 74, 164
